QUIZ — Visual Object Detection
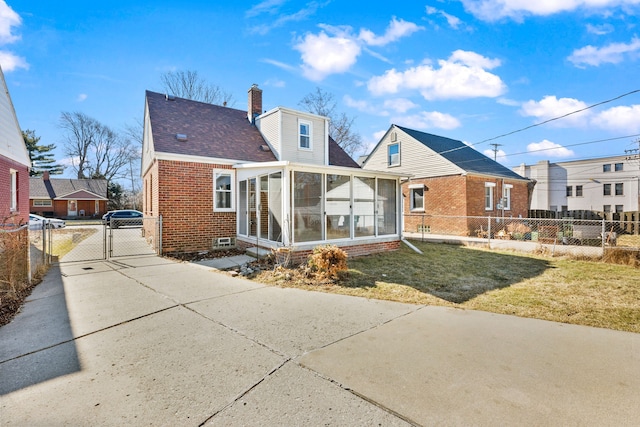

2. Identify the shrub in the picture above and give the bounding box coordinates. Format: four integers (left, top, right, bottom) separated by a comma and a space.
308, 245, 348, 280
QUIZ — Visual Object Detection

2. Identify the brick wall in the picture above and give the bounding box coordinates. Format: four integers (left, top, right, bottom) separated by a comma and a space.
146, 160, 237, 255
0, 156, 29, 227
269, 240, 401, 266
403, 175, 530, 236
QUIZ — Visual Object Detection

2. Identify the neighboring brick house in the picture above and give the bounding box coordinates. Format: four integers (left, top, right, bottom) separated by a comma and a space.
29, 171, 108, 219
362, 125, 531, 236
0, 66, 30, 227
141, 86, 403, 261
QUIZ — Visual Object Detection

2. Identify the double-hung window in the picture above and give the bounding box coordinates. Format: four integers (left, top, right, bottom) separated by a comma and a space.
576, 185, 583, 197
603, 184, 611, 196
388, 143, 400, 167
409, 184, 424, 211
213, 170, 234, 212
10, 169, 17, 212
299, 120, 311, 150
503, 184, 512, 210
566, 186, 572, 197
484, 182, 495, 211
615, 183, 623, 196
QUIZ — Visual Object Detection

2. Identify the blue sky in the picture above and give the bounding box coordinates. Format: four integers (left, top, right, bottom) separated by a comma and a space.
2, 0, 640, 180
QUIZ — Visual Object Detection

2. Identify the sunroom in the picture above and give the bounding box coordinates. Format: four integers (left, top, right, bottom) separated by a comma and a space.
232, 161, 405, 259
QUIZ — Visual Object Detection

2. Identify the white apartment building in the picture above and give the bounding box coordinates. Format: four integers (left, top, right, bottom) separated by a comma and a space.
515, 155, 640, 213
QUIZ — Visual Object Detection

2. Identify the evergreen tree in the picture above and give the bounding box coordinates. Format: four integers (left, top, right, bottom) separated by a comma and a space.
23, 130, 64, 176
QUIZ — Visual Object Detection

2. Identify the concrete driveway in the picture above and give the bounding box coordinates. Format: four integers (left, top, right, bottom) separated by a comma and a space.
1, 255, 639, 426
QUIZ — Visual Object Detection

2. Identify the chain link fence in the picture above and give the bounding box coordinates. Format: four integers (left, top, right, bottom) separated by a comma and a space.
404, 214, 640, 259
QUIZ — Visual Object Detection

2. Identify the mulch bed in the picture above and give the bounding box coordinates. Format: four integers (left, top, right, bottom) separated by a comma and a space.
0, 281, 38, 327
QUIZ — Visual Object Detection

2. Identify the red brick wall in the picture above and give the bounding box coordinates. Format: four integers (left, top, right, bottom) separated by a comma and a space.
403, 175, 530, 236
0, 156, 29, 227
262, 240, 401, 266
146, 160, 236, 255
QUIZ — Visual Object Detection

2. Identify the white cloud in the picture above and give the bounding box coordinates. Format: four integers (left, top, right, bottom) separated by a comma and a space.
294, 17, 422, 81
0, 0, 20, 44
521, 95, 640, 133
0, 1, 27, 72
294, 25, 361, 81
383, 98, 418, 113
367, 50, 506, 100
77, 93, 88, 102
343, 94, 385, 115
426, 6, 463, 29
393, 111, 461, 130
459, 0, 640, 21
358, 17, 423, 46
568, 37, 640, 67
591, 104, 640, 133
527, 140, 575, 158
0, 50, 28, 71
520, 95, 591, 127
497, 97, 520, 106
586, 23, 614, 35
245, 0, 287, 18
261, 58, 297, 72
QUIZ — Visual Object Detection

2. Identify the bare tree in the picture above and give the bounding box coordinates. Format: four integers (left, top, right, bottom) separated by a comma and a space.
59, 112, 138, 183
160, 70, 235, 106
299, 87, 364, 157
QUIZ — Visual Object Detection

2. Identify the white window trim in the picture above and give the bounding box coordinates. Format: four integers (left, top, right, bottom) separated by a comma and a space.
409, 185, 424, 212
388, 143, 400, 167
484, 182, 495, 211
213, 169, 235, 212
503, 184, 512, 211
298, 119, 312, 151
33, 199, 53, 207
10, 169, 17, 212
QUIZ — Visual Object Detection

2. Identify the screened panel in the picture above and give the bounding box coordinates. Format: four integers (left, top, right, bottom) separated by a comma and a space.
293, 171, 322, 242
326, 174, 351, 240
238, 180, 247, 235
354, 176, 375, 237
260, 175, 269, 240
268, 172, 282, 242
377, 178, 397, 235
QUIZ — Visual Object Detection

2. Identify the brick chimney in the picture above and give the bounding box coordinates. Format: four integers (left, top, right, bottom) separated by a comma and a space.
247, 84, 262, 123
43, 171, 50, 181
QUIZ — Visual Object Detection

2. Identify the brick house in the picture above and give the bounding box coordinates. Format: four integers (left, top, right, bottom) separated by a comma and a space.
29, 171, 108, 219
141, 86, 404, 261
362, 125, 531, 236
0, 66, 30, 228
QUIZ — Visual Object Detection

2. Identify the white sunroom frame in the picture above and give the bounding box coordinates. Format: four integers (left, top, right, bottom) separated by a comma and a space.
234, 161, 407, 252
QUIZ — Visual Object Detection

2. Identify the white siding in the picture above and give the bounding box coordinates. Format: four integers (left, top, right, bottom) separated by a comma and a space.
141, 101, 155, 175
256, 109, 281, 160
279, 109, 326, 165
516, 156, 639, 212
363, 126, 462, 178
0, 67, 30, 166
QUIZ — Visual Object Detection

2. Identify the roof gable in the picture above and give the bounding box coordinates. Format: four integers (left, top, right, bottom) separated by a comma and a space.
0, 66, 30, 166
396, 125, 525, 180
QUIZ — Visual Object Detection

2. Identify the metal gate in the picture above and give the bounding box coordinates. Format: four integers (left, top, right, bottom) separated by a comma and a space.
38, 217, 162, 264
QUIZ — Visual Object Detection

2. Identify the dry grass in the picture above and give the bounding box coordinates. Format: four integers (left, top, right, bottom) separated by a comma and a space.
253, 240, 640, 333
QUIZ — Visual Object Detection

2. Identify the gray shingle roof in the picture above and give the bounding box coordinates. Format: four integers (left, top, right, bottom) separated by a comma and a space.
146, 90, 359, 168
396, 125, 526, 180
29, 177, 108, 200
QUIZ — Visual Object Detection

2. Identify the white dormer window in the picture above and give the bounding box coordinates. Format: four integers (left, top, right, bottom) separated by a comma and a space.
299, 120, 312, 150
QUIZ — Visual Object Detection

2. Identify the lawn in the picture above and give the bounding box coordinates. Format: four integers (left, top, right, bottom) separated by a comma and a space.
252, 240, 640, 333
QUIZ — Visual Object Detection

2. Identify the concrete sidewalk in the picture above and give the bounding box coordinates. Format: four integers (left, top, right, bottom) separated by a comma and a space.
1, 255, 639, 426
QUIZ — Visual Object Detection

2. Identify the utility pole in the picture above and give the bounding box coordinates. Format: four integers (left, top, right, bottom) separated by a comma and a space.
489, 143, 502, 161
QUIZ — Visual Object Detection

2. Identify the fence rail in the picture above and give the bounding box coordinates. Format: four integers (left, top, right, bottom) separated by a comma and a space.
404, 214, 640, 259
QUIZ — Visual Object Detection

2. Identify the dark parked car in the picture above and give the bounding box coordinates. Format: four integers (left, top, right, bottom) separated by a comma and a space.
102, 210, 143, 228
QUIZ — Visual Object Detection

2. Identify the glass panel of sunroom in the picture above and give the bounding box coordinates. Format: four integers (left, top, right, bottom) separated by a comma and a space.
354, 176, 375, 237
326, 174, 351, 240
268, 172, 282, 242
377, 178, 397, 235
239, 180, 247, 235
249, 178, 257, 237
260, 175, 269, 240
293, 171, 322, 242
